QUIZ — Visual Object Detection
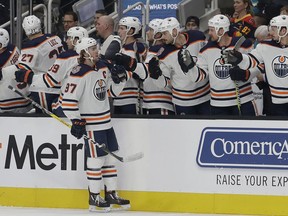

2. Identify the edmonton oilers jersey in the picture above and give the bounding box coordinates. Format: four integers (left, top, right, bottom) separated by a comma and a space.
157, 30, 210, 107
189, 37, 254, 107
247, 40, 288, 104
62, 61, 126, 131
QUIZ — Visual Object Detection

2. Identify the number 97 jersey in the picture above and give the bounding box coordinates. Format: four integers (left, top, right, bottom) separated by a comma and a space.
19, 33, 64, 74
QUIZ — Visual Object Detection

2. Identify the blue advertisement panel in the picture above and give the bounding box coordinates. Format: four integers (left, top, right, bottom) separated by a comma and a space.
122, 0, 181, 21
197, 127, 288, 169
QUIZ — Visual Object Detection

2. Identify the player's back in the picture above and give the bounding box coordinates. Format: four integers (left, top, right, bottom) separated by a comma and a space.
0, 44, 32, 113
20, 34, 64, 74
20, 33, 64, 94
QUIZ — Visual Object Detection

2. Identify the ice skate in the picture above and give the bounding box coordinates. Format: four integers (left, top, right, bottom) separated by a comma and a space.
89, 192, 110, 212
105, 190, 130, 211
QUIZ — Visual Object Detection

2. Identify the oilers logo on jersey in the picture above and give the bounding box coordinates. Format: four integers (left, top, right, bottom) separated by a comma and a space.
71, 65, 81, 74
93, 79, 106, 101
156, 47, 165, 56
272, 55, 288, 78
213, 58, 232, 79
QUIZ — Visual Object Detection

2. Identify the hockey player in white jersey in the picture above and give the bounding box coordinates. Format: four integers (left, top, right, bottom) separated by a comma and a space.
5, 15, 64, 113
0, 28, 32, 113
15, 26, 88, 116
128, 18, 175, 115
141, 18, 174, 115
113, 16, 147, 114
222, 15, 288, 116
62, 38, 130, 212
181, 14, 258, 116
147, 17, 210, 115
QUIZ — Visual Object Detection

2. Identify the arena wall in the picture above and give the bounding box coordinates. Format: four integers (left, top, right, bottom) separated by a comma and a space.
0, 116, 288, 215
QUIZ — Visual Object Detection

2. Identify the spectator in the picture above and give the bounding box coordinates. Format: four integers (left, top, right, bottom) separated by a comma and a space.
0, 1, 10, 26
253, 0, 285, 22
185, 16, 200, 31
253, 13, 268, 27
230, 0, 257, 40
59, 11, 78, 50
280, 5, 288, 15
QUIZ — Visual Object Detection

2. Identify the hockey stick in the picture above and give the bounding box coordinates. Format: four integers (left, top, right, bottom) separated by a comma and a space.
222, 36, 246, 115
8, 85, 144, 163
233, 36, 246, 116
133, 41, 144, 115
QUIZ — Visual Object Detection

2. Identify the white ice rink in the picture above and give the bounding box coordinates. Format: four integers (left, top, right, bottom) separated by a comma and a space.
0, 207, 240, 216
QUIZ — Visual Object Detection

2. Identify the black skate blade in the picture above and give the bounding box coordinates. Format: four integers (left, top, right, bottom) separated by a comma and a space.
110, 204, 131, 211
89, 205, 110, 212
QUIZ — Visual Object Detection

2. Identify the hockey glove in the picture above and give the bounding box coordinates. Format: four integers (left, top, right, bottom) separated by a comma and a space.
221, 49, 243, 66
71, 119, 87, 139
255, 81, 265, 90
229, 66, 250, 81
110, 64, 127, 84
15, 68, 34, 85
114, 53, 137, 72
148, 57, 162, 79
178, 49, 195, 73
132, 72, 144, 81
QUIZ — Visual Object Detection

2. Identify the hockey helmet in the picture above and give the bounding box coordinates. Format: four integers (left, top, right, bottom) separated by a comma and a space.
270, 15, 288, 28
67, 26, 88, 45
148, 18, 163, 39
22, 15, 42, 36
0, 28, 9, 49
75, 37, 97, 54
208, 14, 230, 34
118, 16, 142, 35
158, 17, 180, 35
148, 18, 163, 32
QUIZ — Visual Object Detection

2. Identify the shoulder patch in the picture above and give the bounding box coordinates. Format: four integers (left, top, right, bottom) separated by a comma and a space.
71, 65, 81, 74
156, 47, 165, 56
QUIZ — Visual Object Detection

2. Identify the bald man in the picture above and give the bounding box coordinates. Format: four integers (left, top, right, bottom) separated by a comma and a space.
96, 15, 121, 60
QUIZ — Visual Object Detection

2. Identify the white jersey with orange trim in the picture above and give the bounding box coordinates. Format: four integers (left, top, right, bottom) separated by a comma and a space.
188, 37, 255, 107
19, 33, 64, 94
141, 44, 174, 111
30, 50, 79, 93
154, 30, 210, 107
62, 60, 127, 131
239, 40, 288, 104
113, 41, 146, 107
0, 44, 32, 113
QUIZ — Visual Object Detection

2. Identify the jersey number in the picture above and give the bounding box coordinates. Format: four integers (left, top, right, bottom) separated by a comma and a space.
48, 64, 60, 73
49, 46, 63, 59
21, 54, 34, 63
64, 83, 77, 93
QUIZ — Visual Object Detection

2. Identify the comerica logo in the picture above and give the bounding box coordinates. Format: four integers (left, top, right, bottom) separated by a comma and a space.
4, 134, 85, 171
210, 138, 288, 159
197, 127, 288, 169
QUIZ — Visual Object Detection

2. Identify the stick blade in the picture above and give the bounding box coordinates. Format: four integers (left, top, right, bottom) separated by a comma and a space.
8, 85, 14, 91
234, 36, 246, 51
122, 152, 144, 162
